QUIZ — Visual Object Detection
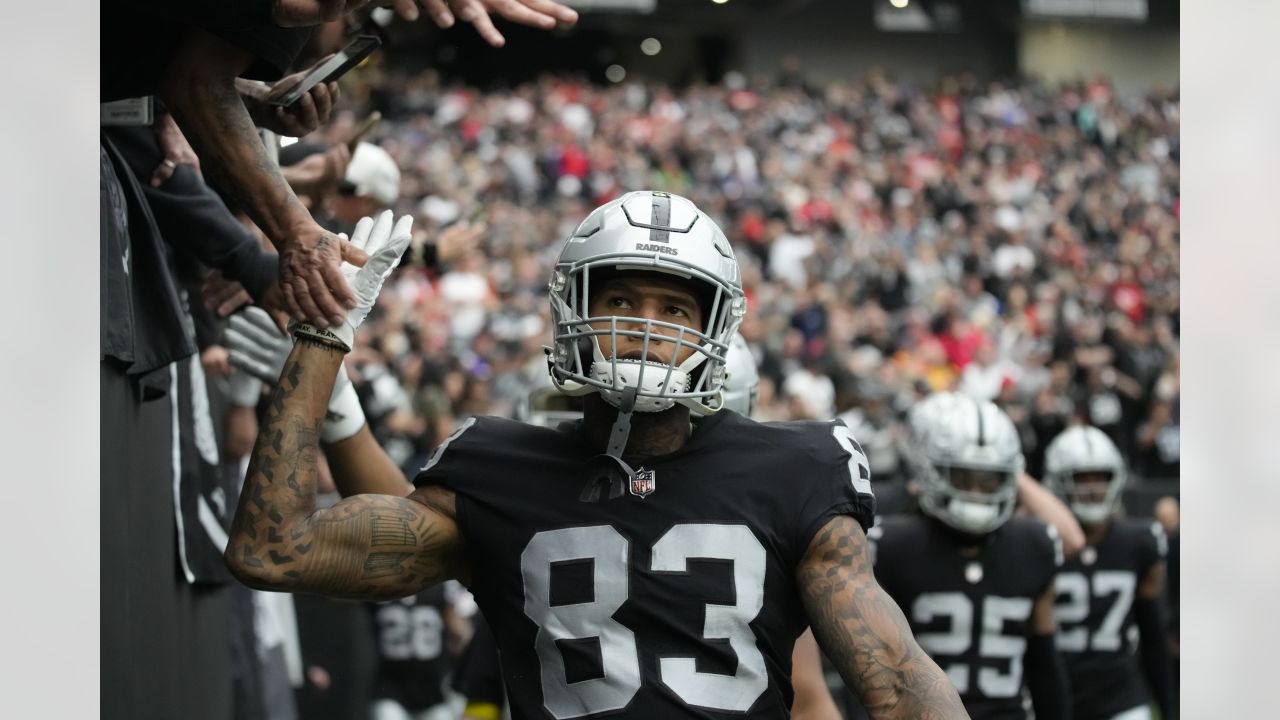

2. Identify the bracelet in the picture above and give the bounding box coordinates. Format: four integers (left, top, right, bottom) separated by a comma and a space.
290, 322, 351, 352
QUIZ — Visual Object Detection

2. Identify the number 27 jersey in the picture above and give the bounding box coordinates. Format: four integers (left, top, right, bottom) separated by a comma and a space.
414, 411, 875, 720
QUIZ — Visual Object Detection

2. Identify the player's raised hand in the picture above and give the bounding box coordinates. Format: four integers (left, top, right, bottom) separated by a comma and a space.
292, 211, 414, 352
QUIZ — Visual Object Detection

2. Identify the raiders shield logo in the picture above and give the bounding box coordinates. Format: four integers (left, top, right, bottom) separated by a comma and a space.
629, 468, 656, 498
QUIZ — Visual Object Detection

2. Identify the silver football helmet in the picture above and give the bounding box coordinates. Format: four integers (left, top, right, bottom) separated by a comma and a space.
1043, 425, 1127, 525
908, 392, 1025, 536
720, 332, 759, 416
548, 191, 747, 415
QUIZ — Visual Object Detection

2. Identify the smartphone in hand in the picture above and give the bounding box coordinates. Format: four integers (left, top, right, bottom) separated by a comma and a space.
269, 35, 381, 107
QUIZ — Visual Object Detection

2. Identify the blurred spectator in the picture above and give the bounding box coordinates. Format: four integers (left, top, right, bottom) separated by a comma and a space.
333, 141, 403, 228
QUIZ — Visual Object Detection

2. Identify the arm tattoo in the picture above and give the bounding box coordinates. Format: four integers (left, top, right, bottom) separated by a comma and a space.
226, 340, 460, 600
161, 29, 308, 244
797, 515, 969, 719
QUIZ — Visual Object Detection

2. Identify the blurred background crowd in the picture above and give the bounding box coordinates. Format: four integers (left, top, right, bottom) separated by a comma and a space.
297, 66, 1180, 496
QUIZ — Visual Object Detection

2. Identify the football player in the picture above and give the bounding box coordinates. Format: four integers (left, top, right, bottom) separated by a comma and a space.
225, 194, 968, 719
228, 316, 837, 720
1044, 425, 1173, 720
868, 392, 1070, 720
368, 582, 470, 720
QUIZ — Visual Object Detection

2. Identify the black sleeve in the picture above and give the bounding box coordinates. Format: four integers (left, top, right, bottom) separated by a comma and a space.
796, 420, 877, 544
104, 126, 278, 302
1136, 596, 1175, 719
141, 166, 278, 302
1024, 632, 1072, 720
413, 417, 481, 489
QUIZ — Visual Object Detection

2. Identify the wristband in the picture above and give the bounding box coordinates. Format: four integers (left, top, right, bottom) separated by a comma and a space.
322, 366, 366, 444
291, 320, 353, 352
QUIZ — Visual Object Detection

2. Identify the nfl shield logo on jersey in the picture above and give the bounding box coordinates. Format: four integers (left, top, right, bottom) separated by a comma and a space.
630, 468, 656, 498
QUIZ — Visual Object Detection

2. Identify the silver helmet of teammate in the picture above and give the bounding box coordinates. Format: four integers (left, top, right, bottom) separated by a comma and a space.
547, 191, 747, 415
719, 332, 759, 416
1043, 425, 1127, 525
908, 392, 1024, 536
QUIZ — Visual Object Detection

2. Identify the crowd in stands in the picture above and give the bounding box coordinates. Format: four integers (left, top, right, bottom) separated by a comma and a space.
299, 67, 1180, 490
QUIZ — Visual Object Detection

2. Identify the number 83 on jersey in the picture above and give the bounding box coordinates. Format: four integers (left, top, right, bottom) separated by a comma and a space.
521, 523, 769, 718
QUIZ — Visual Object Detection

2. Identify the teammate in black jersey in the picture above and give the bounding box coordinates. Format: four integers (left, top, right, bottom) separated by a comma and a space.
225, 194, 967, 719
868, 392, 1071, 720
1044, 425, 1173, 720
368, 582, 470, 720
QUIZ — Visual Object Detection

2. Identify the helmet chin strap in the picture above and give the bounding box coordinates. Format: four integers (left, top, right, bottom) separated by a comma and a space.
580, 386, 640, 503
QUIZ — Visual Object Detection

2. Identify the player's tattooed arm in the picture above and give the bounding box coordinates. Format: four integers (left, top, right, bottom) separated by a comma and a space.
225, 339, 464, 600
326, 424, 415, 497
797, 515, 969, 720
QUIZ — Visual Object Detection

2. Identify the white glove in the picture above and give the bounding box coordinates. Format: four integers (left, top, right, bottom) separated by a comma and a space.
228, 368, 265, 408
291, 211, 414, 352
227, 306, 366, 444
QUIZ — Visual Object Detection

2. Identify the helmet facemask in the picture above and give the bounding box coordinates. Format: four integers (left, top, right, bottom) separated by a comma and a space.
1061, 469, 1124, 526
549, 260, 744, 415
917, 458, 1022, 537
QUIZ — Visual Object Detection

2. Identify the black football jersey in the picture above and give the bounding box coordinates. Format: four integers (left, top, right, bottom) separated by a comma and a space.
1055, 519, 1167, 720
869, 514, 1062, 720
368, 584, 452, 711
414, 410, 875, 720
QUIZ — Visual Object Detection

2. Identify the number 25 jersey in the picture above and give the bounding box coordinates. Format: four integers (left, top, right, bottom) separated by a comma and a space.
414, 410, 874, 720
870, 514, 1062, 720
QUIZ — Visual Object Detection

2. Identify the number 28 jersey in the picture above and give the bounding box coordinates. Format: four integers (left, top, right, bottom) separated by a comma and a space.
368, 585, 451, 711
414, 410, 875, 720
